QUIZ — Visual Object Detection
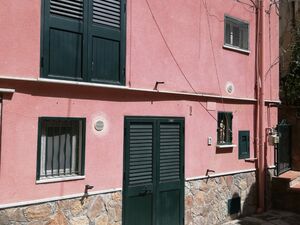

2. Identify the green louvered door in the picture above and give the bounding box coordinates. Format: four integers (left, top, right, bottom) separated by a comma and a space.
123, 117, 184, 225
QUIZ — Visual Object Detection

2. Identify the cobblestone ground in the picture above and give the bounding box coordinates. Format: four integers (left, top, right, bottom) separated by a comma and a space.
223, 210, 300, 225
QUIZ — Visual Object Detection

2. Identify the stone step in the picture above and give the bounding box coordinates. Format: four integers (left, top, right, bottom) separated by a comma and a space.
272, 170, 300, 191
272, 171, 300, 212
289, 182, 300, 192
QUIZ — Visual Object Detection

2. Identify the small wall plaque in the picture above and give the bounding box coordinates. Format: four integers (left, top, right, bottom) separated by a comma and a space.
226, 82, 235, 95
94, 120, 104, 131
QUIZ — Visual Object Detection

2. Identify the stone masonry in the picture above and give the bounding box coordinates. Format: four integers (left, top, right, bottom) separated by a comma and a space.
185, 172, 257, 225
0, 172, 256, 225
0, 191, 122, 225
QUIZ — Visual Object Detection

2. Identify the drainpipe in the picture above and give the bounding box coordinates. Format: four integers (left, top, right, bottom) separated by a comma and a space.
257, 0, 265, 213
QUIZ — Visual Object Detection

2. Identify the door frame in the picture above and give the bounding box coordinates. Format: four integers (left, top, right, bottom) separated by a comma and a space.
122, 116, 185, 225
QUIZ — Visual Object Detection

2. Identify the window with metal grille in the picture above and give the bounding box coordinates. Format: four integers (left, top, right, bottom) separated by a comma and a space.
224, 16, 249, 51
37, 117, 86, 180
41, 0, 126, 85
217, 112, 233, 145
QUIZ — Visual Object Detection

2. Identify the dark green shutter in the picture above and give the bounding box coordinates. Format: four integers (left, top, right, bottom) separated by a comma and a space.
128, 123, 153, 187
88, 0, 126, 84
42, 0, 87, 80
124, 117, 184, 225
225, 22, 231, 45
124, 120, 154, 225
242, 23, 249, 50
157, 121, 184, 225
227, 112, 233, 143
42, 0, 126, 84
238, 130, 250, 159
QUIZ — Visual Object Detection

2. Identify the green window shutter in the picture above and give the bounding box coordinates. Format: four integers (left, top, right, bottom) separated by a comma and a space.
88, 0, 126, 84
227, 112, 233, 143
224, 16, 249, 50
238, 130, 250, 159
225, 22, 231, 45
242, 23, 249, 50
42, 0, 87, 81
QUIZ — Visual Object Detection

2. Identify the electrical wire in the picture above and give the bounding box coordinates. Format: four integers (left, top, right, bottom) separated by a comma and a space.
144, 0, 218, 121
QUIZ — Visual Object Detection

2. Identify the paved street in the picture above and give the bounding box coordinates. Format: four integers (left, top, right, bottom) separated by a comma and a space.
223, 210, 300, 225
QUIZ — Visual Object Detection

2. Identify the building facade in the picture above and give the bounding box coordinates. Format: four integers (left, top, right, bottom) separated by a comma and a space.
0, 0, 279, 224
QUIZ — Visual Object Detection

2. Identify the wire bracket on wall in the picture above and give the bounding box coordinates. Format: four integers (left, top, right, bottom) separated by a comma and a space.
154, 81, 165, 91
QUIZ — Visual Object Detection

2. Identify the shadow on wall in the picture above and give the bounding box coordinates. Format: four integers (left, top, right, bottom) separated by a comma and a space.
229, 183, 257, 221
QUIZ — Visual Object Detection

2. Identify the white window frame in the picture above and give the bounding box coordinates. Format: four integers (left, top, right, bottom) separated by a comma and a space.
37, 118, 85, 181
224, 15, 249, 52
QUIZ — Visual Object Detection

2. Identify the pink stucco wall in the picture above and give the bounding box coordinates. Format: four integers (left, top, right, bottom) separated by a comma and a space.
0, 0, 279, 205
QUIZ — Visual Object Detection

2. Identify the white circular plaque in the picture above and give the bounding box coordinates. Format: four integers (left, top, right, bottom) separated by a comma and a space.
94, 120, 104, 131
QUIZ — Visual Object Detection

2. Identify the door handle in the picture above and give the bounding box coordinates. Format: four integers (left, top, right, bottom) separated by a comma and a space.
139, 190, 152, 195
139, 186, 152, 195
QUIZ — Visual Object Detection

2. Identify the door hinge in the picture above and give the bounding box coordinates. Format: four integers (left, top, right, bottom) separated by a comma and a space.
124, 2, 126, 13
123, 67, 126, 76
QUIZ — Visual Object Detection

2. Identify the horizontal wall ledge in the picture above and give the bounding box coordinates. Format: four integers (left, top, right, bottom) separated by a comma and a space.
0, 187, 122, 210
265, 99, 281, 105
185, 168, 256, 181
0, 167, 259, 209
0, 75, 259, 103
0, 88, 15, 93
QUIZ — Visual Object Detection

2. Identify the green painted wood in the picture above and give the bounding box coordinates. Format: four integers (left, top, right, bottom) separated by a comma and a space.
41, 0, 126, 84
123, 117, 184, 225
42, 0, 86, 81
156, 120, 184, 225
224, 16, 249, 50
238, 130, 250, 159
88, 0, 125, 84
277, 120, 292, 175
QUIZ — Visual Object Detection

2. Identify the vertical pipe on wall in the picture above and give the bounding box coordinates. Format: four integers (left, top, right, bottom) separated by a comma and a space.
257, 0, 266, 212
0, 98, 2, 172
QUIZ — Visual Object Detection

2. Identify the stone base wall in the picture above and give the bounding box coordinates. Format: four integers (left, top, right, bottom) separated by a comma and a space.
0, 192, 122, 225
0, 171, 257, 225
185, 171, 257, 225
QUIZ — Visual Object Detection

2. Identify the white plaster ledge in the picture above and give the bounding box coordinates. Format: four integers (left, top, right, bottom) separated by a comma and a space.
216, 144, 237, 148
223, 44, 251, 54
36, 175, 85, 184
0, 88, 15, 93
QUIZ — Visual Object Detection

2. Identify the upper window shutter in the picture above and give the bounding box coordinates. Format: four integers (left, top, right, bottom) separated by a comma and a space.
225, 22, 231, 45
232, 25, 240, 47
42, 0, 86, 80
242, 24, 249, 50
88, 0, 126, 84
227, 112, 233, 143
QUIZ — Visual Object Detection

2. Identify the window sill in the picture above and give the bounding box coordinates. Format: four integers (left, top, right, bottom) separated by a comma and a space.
244, 158, 257, 162
223, 45, 250, 54
36, 175, 85, 184
216, 144, 237, 148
